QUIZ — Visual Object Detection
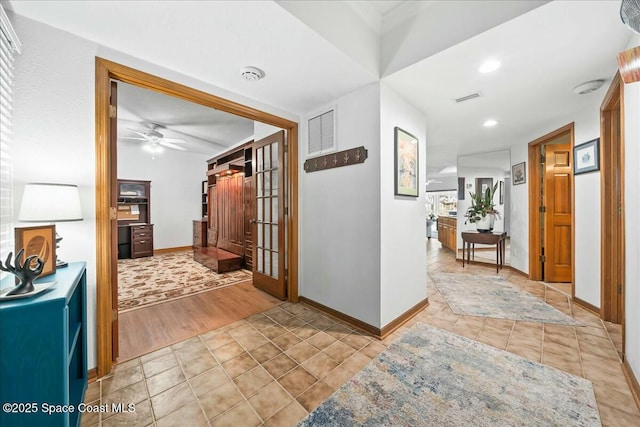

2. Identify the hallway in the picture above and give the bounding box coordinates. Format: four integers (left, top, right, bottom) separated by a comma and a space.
82, 240, 639, 426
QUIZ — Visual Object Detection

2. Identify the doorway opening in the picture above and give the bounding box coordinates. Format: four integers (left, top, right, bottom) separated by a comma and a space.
95, 58, 299, 378
528, 123, 575, 293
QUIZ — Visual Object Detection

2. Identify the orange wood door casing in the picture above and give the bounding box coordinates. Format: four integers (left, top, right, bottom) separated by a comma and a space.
543, 142, 572, 283
109, 81, 119, 361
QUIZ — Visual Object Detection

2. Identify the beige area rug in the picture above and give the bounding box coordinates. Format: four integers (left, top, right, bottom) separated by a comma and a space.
118, 251, 252, 312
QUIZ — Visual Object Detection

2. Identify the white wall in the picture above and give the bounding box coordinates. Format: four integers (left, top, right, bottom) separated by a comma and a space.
508, 106, 601, 301
254, 122, 283, 142
9, 13, 298, 369
379, 83, 427, 327
623, 38, 640, 393
117, 143, 210, 249
456, 167, 507, 252
508, 142, 529, 273
300, 83, 382, 327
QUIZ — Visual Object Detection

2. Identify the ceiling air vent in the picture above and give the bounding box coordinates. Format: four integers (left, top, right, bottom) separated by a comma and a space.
455, 92, 481, 103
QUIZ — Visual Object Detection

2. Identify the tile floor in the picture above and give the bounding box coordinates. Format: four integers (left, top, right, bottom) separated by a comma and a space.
82, 241, 639, 427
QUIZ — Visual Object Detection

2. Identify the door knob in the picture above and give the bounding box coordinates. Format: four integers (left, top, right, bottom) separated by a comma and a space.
250, 219, 257, 224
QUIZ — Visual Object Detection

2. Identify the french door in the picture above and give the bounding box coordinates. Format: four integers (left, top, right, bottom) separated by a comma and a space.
252, 131, 286, 300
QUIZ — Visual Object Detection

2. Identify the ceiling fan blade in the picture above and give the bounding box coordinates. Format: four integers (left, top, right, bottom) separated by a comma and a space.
162, 138, 187, 143
119, 137, 148, 141
159, 141, 188, 151
127, 128, 150, 138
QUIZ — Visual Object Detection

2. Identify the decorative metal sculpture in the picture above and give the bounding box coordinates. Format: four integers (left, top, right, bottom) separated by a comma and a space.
0, 249, 45, 296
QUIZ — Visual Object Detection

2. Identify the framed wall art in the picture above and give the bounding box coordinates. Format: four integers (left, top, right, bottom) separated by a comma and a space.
512, 162, 526, 185
499, 181, 504, 205
15, 225, 56, 277
394, 127, 419, 197
574, 138, 600, 175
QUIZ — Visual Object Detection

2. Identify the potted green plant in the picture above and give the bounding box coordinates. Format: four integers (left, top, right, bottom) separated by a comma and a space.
465, 182, 501, 232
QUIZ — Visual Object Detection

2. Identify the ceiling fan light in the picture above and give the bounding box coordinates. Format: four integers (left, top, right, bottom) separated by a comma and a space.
143, 144, 164, 154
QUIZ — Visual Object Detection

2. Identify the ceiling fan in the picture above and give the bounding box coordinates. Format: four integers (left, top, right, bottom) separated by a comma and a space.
119, 123, 188, 152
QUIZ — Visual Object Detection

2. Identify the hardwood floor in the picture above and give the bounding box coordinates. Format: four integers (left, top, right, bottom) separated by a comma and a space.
118, 281, 282, 362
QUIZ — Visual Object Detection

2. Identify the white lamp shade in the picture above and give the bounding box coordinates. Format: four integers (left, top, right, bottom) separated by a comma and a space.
18, 183, 83, 222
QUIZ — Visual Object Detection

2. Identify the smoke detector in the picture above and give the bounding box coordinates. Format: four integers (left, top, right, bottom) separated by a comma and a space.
572, 79, 606, 95
240, 66, 265, 81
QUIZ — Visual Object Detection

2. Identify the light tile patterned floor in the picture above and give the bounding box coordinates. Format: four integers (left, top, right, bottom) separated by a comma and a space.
82, 241, 639, 427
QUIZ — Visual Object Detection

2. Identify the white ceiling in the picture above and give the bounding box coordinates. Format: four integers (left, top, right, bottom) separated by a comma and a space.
383, 0, 632, 177
5, 1, 634, 172
117, 82, 254, 155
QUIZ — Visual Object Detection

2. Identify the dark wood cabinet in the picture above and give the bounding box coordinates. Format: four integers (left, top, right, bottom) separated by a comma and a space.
201, 180, 208, 218
131, 224, 154, 258
193, 219, 207, 247
198, 141, 255, 270
117, 179, 153, 259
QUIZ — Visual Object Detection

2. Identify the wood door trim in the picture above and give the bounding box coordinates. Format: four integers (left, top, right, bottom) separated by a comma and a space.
599, 72, 625, 331
527, 123, 574, 290
95, 57, 299, 378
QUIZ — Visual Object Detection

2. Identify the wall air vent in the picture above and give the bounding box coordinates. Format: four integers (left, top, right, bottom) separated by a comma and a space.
455, 92, 481, 103
307, 107, 336, 157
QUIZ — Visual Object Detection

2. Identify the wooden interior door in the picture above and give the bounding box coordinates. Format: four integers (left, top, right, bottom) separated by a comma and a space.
252, 131, 286, 300
543, 141, 572, 282
601, 74, 624, 324
109, 81, 119, 361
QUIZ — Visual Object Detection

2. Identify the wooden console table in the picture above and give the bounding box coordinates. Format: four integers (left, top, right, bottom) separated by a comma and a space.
461, 231, 507, 273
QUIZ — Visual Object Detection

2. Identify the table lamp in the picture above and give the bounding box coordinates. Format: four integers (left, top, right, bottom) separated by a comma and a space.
18, 183, 83, 268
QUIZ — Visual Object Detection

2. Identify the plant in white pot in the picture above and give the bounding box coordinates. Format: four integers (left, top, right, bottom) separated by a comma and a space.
465, 182, 501, 233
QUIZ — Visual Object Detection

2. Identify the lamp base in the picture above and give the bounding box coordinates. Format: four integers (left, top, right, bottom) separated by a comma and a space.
56, 259, 69, 268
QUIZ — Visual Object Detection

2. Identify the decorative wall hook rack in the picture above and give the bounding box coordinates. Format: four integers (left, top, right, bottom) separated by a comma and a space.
304, 146, 368, 173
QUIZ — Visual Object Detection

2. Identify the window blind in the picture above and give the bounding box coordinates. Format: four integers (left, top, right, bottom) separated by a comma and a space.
0, 6, 21, 279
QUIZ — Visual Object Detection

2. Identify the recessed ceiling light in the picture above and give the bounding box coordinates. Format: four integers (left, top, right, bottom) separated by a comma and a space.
479, 60, 500, 73
483, 119, 498, 127
572, 79, 606, 95
240, 66, 265, 81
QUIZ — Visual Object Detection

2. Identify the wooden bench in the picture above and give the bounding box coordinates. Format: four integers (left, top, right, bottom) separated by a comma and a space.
193, 247, 243, 273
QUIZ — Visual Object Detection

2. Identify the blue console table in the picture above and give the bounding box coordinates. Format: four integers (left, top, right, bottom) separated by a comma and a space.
0, 262, 87, 427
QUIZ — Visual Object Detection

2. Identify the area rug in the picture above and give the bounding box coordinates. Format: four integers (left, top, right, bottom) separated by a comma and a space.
430, 272, 581, 326
118, 251, 252, 312
300, 323, 600, 427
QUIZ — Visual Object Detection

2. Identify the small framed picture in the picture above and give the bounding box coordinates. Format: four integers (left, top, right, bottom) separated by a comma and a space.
574, 138, 600, 175
512, 162, 526, 185
15, 225, 56, 277
394, 127, 419, 197
499, 181, 504, 205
